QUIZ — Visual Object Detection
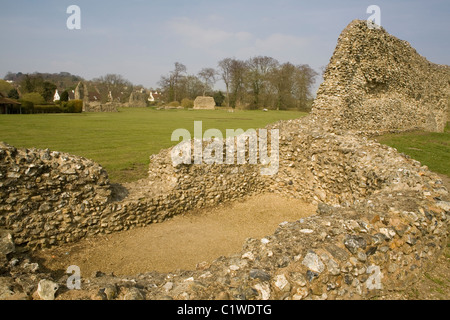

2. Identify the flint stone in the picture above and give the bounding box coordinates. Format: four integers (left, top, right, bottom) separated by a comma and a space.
302, 251, 325, 273
319, 252, 340, 275
37, 280, 59, 300
344, 235, 367, 254
0, 229, 15, 256
249, 269, 271, 282
0, 277, 15, 300
274, 274, 289, 291
123, 287, 144, 300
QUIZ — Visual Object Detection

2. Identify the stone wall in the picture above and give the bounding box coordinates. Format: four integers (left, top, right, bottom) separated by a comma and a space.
84, 102, 118, 113
0, 138, 267, 248
0, 142, 112, 247
311, 20, 450, 133
128, 91, 148, 108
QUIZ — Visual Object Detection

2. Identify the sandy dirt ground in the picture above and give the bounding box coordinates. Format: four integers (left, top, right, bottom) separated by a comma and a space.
33, 193, 317, 277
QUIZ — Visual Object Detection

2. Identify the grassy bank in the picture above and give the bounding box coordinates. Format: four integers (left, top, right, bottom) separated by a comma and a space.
377, 123, 450, 177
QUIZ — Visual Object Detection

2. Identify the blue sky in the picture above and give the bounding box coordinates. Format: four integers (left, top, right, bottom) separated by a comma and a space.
0, 0, 449, 93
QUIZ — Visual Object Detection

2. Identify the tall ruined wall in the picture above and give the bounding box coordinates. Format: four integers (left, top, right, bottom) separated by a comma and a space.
311, 20, 450, 133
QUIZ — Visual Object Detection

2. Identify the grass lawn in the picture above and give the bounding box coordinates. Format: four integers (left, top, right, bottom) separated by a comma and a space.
1, 108, 448, 182
377, 123, 450, 177
0, 108, 307, 183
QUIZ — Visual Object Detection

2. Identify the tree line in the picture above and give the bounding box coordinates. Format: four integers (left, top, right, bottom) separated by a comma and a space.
3, 72, 137, 105
3, 56, 318, 111
158, 56, 318, 110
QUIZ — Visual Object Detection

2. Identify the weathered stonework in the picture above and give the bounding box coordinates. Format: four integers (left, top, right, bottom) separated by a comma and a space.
75, 82, 90, 110
311, 20, 450, 133
194, 96, 216, 110
0, 142, 112, 247
0, 19, 448, 300
128, 91, 148, 108
83, 102, 118, 113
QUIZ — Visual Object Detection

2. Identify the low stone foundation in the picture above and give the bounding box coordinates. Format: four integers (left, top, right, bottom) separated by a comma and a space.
84, 102, 118, 113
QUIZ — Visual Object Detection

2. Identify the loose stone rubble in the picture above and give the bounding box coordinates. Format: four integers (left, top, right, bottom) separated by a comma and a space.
0, 19, 448, 300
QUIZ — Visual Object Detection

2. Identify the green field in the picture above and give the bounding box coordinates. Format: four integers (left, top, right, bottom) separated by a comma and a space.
0, 108, 307, 183
1, 109, 448, 182
377, 123, 450, 177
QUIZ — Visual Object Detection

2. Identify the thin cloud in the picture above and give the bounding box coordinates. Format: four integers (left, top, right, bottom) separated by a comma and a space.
167, 17, 311, 62
168, 17, 236, 48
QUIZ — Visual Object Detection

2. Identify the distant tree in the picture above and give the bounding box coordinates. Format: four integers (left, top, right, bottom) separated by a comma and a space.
42, 81, 57, 102
157, 57, 318, 110
21, 92, 46, 105
267, 63, 317, 110
293, 64, 318, 110
4, 72, 16, 81
158, 62, 187, 102
92, 74, 133, 102
60, 90, 69, 102
246, 56, 279, 109
179, 75, 204, 100
217, 58, 233, 108
197, 67, 217, 96
0, 79, 13, 96
21, 75, 43, 94
229, 59, 247, 108
7, 88, 19, 99
268, 62, 297, 110
171, 62, 187, 101
213, 91, 225, 107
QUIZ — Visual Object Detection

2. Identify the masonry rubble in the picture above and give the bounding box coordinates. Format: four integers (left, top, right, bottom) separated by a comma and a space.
0, 19, 448, 300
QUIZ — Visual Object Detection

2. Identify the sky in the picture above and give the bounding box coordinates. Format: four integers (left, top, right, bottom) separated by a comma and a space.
0, 0, 449, 94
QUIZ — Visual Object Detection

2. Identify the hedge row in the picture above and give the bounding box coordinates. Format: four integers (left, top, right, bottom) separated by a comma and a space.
19, 100, 84, 114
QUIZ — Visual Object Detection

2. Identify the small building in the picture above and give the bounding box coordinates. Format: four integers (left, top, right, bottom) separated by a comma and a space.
0, 93, 21, 114
53, 89, 60, 102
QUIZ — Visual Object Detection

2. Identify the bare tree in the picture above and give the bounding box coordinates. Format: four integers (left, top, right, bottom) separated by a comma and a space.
197, 68, 217, 96
293, 64, 318, 110
246, 56, 279, 109
92, 73, 133, 102
158, 62, 187, 102
218, 58, 233, 108
268, 62, 297, 110
229, 59, 247, 109
171, 62, 187, 102
179, 75, 205, 100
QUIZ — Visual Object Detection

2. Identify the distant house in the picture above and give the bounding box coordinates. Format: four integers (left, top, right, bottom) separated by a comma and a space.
148, 91, 161, 102
53, 89, 60, 102
0, 92, 21, 114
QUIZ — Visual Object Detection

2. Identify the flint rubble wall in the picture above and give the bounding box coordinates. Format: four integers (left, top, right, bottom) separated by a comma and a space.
311, 20, 449, 133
